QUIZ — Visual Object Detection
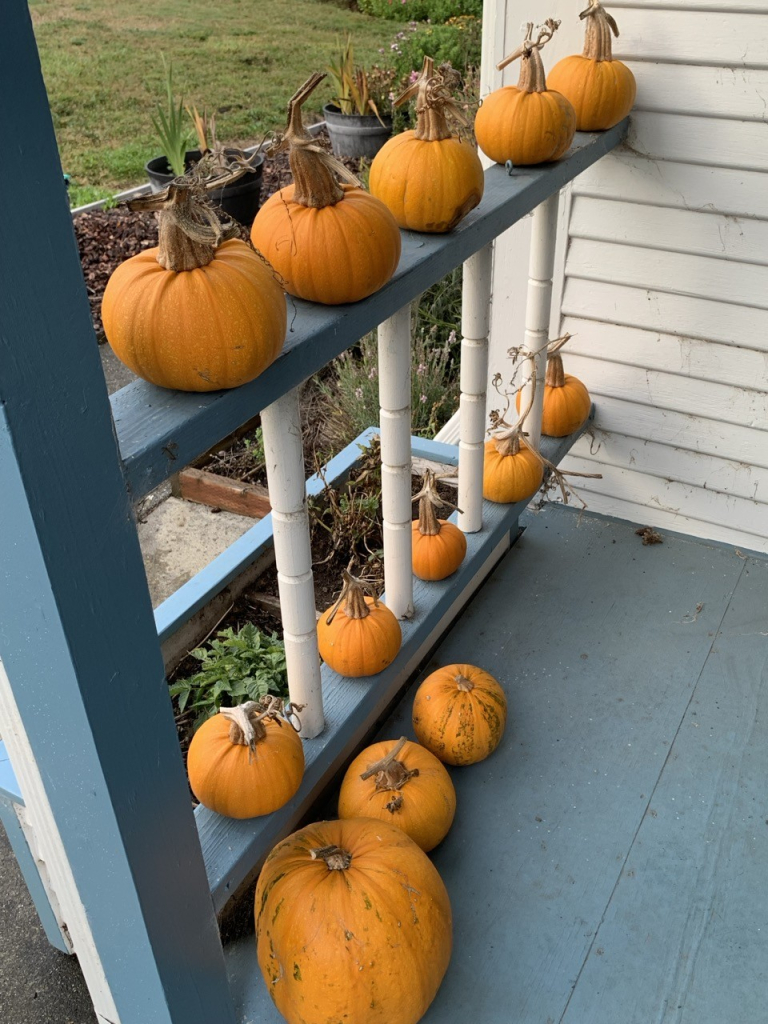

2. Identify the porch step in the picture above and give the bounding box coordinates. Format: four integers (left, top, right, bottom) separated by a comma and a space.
223, 504, 768, 1023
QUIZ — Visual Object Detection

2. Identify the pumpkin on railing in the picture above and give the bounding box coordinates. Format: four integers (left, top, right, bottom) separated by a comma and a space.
516, 333, 592, 437
411, 468, 467, 581
317, 566, 401, 677
483, 367, 544, 503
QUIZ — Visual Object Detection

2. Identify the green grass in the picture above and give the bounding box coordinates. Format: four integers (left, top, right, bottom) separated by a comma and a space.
31, 0, 391, 206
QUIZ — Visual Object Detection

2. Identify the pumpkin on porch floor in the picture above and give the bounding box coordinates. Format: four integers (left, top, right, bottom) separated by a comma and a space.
317, 568, 401, 677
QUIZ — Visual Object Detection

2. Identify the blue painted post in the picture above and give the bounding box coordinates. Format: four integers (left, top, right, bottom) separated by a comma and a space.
0, 5, 235, 1023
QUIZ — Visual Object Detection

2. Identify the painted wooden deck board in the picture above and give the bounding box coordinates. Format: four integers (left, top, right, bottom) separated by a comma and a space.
225, 505, 767, 1023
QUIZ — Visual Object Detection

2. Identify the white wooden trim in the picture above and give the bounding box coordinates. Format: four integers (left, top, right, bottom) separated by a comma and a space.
627, 61, 768, 121
614, 9, 768, 67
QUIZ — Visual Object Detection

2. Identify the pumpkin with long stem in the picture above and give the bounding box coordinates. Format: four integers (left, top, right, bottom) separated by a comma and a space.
187, 697, 304, 818
411, 468, 467, 581
255, 817, 452, 1024
338, 736, 456, 851
369, 58, 484, 233
548, 0, 636, 131
317, 568, 401, 677
516, 334, 591, 437
412, 664, 507, 766
250, 73, 401, 305
483, 368, 544, 503
102, 175, 286, 392
475, 20, 576, 167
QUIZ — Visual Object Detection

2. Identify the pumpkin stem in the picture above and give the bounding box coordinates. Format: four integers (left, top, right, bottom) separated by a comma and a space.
310, 845, 353, 871
396, 57, 468, 142
580, 0, 619, 62
492, 365, 537, 456
456, 674, 475, 692
325, 565, 381, 625
271, 73, 361, 209
412, 468, 462, 537
497, 19, 560, 94
359, 736, 421, 798
545, 335, 572, 388
219, 696, 305, 760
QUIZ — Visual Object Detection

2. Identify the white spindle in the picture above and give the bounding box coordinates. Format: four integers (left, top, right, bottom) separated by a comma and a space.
378, 305, 414, 620
458, 243, 494, 534
260, 388, 324, 737
520, 193, 560, 449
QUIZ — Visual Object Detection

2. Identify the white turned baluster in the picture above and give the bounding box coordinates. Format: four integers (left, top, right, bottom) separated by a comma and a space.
458, 243, 494, 534
260, 388, 324, 738
378, 305, 414, 620
520, 193, 560, 449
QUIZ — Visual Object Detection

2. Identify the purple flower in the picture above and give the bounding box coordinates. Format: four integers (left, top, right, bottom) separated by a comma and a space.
447, 329, 457, 344
417, 362, 427, 376
420, 394, 428, 404
409, 69, 419, 84
355, 387, 363, 400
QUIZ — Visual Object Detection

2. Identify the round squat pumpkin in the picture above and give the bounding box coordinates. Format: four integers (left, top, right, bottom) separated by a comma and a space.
338, 736, 456, 851
516, 334, 591, 437
187, 699, 304, 818
102, 178, 286, 392
483, 435, 543, 504
413, 664, 507, 766
411, 468, 467, 581
251, 73, 401, 304
370, 57, 483, 233
548, 0, 636, 131
317, 570, 401, 678
255, 817, 452, 1024
475, 20, 576, 167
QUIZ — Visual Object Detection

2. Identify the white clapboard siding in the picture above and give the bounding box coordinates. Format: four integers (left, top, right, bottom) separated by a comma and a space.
575, 155, 768, 221
613, 10, 768, 67
569, 198, 768, 266
628, 111, 768, 172
566, 239, 768, 310
628, 62, 768, 120
562, 319, 768, 394
610, 0, 768, 11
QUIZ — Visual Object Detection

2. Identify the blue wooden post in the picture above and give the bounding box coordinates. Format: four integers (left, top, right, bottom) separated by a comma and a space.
0, 5, 236, 1022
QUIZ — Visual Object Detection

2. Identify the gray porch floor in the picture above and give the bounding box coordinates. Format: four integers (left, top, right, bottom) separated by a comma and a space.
228, 504, 768, 1023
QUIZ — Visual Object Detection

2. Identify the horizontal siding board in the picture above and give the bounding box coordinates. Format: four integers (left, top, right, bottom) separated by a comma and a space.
613, 10, 768, 67
628, 111, 768, 172
562, 318, 768, 394
610, 0, 768, 11
628, 62, 768, 120
561, 278, 768, 349
566, 238, 768, 309
575, 154, 768, 220
569, 197, 768, 266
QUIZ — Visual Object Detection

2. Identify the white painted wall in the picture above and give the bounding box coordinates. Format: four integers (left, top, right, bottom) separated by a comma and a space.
478, 0, 768, 554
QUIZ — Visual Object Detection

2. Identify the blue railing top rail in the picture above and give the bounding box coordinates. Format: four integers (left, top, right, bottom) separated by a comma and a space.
111, 120, 628, 500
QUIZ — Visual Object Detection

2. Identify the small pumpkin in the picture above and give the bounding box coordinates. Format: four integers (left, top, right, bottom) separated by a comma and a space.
370, 57, 484, 233
255, 817, 452, 1024
411, 468, 467, 581
516, 333, 591, 437
485, 365, 544, 502
251, 73, 401, 305
338, 736, 456, 852
412, 664, 507, 766
187, 698, 304, 818
475, 19, 576, 167
102, 177, 286, 392
317, 569, 401, 677
548, 0, 636, 131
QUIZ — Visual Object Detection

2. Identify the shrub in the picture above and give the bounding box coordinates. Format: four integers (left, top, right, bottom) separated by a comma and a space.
389, 17, 482, 83
359, 0, 482, 22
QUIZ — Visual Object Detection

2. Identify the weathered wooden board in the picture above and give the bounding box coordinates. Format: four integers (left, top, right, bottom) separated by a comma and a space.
614, 10, 768, 67
628, 60, 768, 120
172, 467, 271, 519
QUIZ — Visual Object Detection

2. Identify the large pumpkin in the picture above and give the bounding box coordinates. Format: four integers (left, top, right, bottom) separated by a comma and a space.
548, 0, 636, 131
317, 570, 401, 677
102, 179, 286, 392
187, 699, 304, 818
338, 736, 456, 852
475, 20, 576, 167
251, 73, 401, 304
412, 664, 507, 766
411, 468, 467, 581
516, 334, 591, 437
370, 57, 484, 233
255, 817, 452, 1024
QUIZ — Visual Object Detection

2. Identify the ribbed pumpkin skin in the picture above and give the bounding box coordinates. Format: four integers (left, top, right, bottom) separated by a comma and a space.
187, 714, 304, 818
250, 184, 401, 305
548, 56, 636, 131
483, 440, 543, 504
317, 596, 401, 677
255, 817, 452, 1024
475, 87, 576, 166
369, 132, 484, 233
338, 739, 456, 851
411, 519, 467, 581
515, 375, 591, 437
102, 239, 287, 392
412, 664, 507, 766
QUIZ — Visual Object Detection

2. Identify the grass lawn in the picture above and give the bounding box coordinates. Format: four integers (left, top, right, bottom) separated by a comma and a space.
31, 0, 391, 206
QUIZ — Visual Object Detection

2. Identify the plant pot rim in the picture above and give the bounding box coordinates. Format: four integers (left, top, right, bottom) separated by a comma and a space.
145, 149, 265, 178
323, 103, 392, 123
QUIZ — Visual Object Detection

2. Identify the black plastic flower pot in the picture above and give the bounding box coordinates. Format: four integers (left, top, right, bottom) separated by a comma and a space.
144, 150, 265, 227
323, 105, 392, 161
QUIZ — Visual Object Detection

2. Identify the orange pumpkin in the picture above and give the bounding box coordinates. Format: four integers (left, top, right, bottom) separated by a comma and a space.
475, 20, 576, 167
483, 436, 543, 504
411, 468, 467, 581
251, 73, 401, 304
548, 0, 636, 131
412, 664, 507, 766
370, 57, 484, 233
317, 570, 401, 677
187, 699, 304, 818
255, 817, 452, 1024
102, 179, 286, 392
338, 736, 456, 851
516, 333, 591, 437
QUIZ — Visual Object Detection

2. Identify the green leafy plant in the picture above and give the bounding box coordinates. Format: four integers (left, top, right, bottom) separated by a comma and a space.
151, 57, 192, 177
358, 0, 482, 19
327, 35, 396, 118
170, 624, 288, 729
390, 17, 482, 84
